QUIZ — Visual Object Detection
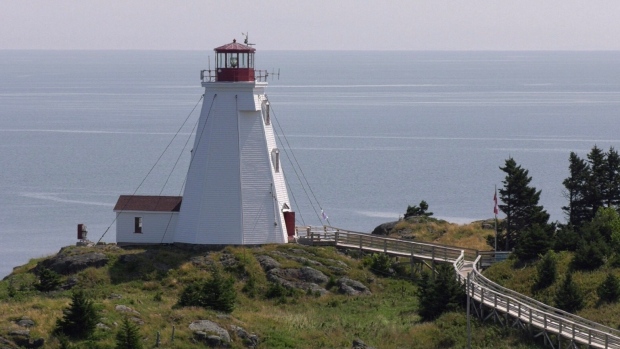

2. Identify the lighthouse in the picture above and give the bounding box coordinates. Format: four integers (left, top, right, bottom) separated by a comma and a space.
113, 39, 294, 246
173, 39, 293, 245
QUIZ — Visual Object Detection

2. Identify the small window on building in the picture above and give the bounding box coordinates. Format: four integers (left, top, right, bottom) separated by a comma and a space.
271, 148, 280, 172
134, 217, 142, 234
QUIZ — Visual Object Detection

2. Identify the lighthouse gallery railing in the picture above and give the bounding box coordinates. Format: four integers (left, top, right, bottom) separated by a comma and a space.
298, 226, 620, 349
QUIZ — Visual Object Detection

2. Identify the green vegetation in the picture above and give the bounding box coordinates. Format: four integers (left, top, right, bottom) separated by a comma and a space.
0, 243, 546, 349
177, 267, 237, 313
115, 317, 143, 349
417, 264, 465, 321
54, 289, 101, 340
404, 200, 433, 218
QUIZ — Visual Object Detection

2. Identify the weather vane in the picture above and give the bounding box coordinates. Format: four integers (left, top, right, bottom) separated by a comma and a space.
242, 32, 254, 46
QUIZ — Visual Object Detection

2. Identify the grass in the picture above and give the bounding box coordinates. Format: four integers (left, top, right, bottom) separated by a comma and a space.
0, 241, 547, 348
484, 251, 620, 329
388, 217, 495, 251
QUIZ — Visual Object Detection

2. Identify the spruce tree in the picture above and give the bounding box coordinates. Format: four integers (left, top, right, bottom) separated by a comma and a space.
35, 267, 62, 292
534, 250, 557, 290
54, 290, 100, 339
604, 147, 620, 208
498, 157, 550, 251
554, 273, 584, 313
562, 152, 591, 227
514, 224, 552, 262
585, 145, 607, 219
417, 264, 465, 321
115, 317, 143, 349
597, 273, 620, 303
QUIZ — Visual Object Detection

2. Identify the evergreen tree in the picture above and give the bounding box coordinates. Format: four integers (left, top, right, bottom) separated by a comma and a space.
404, 200, 433, 218
597, 273, 620, 303
562, 152, 591, 227
514, 224, 552, 261
417, 264, 465, 321
553, 224, 580, 252
571, 224, 608, 271
554, 273, 584, 313
35, 267, 62, 292
534, 250, 557, 290
585, 145, 607, 219
498, 157, 550, 251
115, 317, 143, 349
177, 268, 237, 313
605, 147, 620, 208
203, 268, 237, 313
54, 290, 100, 339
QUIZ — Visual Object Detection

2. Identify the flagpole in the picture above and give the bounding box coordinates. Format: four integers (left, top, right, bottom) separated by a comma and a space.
494, 184, 498, 253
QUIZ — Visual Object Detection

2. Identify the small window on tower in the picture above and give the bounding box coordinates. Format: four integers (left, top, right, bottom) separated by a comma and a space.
134, 217, 142, 234
271, 148, 280, 172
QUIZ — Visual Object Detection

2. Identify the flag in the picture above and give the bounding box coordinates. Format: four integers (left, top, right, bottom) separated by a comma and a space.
321, 209, 328, 221
493, 190, 499, 215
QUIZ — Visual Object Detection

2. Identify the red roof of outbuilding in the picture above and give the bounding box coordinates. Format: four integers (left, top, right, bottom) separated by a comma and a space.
113, 195, 182, 212
215, 40, 256, 52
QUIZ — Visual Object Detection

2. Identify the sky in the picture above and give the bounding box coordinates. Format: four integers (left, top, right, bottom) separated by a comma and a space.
1, 0, 619, 50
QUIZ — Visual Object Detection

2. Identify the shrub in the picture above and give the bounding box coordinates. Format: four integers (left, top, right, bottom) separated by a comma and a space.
177, 268, 236, 313
514, 225, 552, 262
405, 200, 433, 218
534, 250, 557, 290
54, 290, 100, 339
417, 264, 465, 321
365, 253, 393, 276
554, 273, 583, 313
115, 316, 143, 349
35, 267, 62, 292
597, 273, 620, 303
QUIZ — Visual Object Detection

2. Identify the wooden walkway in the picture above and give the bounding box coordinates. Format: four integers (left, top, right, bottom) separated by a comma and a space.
297, 226, 620, 349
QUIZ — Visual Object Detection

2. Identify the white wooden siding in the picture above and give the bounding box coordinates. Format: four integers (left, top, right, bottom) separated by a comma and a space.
116, 211, 178, 245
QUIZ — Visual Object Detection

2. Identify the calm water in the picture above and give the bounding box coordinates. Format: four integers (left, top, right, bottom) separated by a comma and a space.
1, 50, 620, 278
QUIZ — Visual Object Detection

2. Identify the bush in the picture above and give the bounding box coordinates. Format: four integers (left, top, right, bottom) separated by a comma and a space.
554, 273, 583, 313
177, 268, 236, 313
35, 267, 62, 292
597, 273, 620, 303
405, 200, 433, 218
514, 224, 552, 261
366, 253, 394, 276
115, 316, 143, 349
417, 264, 465, 321
54, 290, 100, 339
534, 250, 557, 290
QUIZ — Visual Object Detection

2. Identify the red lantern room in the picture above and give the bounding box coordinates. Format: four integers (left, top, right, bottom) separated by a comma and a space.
214, 39, 256, 82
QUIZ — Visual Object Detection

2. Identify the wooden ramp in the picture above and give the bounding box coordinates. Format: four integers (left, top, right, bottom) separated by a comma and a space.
297, 226, 620, 349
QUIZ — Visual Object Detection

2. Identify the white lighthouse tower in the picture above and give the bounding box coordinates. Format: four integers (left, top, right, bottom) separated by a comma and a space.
173, 39, 294, 245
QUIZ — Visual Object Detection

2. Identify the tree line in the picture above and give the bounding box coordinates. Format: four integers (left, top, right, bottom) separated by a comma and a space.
494, 145, 620, 269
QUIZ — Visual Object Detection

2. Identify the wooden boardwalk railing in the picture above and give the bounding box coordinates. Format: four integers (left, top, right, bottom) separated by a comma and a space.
297, 226, 620, 349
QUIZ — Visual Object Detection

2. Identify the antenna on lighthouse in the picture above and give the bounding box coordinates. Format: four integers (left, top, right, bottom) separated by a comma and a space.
242, 32, 255, 46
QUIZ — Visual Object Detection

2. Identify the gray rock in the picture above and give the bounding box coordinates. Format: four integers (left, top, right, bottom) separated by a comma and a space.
61, 276, 78, 290
189, 320, 230, 343
371, 221, 398, 235
352, 338, 376, 349
255, 255, 280, 271
337, 277, 371, 296
108, 293, 123, 299
16, 319, 35, 328
38, 252, 108, 275
328, 266, 347, 275
96, 323, 111, 331
299, 267, 329, 283
230, 325, 259, 348
115, 304, 140, 315
129, 317, 144, 326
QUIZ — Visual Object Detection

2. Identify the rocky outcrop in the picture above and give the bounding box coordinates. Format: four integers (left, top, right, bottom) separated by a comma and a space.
37, 251, 108, 275
337, 277, 371, 296
266, 267, 329, 295
230, 325, 259, 348
255, 255, 280, 271
189, 320, 230, 346
371, 221, 398, 236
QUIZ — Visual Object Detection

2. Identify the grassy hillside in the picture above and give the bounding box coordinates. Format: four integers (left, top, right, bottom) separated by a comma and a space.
0, 242, 543, 349
484, 251, 620, 330
381, 216, 496, 251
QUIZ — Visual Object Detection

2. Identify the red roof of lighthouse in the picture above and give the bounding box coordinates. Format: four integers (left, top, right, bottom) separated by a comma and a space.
215, 40, 256, 52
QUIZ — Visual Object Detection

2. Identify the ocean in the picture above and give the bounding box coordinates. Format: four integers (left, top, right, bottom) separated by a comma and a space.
1, 50, 620, 278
